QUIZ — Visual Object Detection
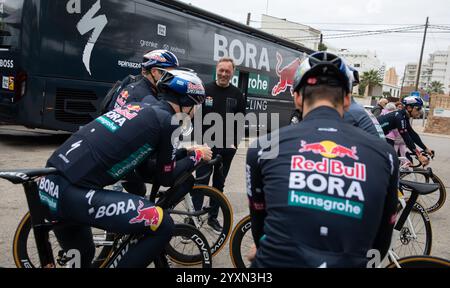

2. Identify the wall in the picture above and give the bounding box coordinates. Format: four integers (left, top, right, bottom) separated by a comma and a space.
424, 94, 450, 135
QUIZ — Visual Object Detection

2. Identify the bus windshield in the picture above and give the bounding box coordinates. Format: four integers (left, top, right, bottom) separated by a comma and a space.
0, 0, 23, 49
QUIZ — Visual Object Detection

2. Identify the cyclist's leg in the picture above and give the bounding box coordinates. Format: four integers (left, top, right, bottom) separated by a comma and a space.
52, 176, 174, 268
52, 224, 96, 268
209, 147, 236, 218
192, 154, 214, 211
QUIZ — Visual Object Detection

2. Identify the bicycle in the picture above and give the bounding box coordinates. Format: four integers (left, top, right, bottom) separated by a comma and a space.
399, 151, 446, 213
102, 153, 234, 265
229, 179, 439, 268
1, 159, 228, 268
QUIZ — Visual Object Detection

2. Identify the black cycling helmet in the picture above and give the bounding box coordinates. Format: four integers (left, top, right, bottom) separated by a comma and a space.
293, 52, 353, 93
141, 49, 179, 70
157, 69, 206, 107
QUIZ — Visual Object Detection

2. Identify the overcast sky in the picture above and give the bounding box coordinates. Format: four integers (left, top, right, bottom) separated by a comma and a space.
179, 0, 450, 77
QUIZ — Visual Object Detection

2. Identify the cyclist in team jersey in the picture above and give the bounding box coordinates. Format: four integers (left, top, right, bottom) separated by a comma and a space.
246, 52, 399, 268
377, 95, 433, 166
39, 69, 211, 267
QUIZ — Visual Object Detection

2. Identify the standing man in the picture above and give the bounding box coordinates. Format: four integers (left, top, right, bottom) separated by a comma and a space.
246, 52, 398, 267
371, 98, 389, 117
194, 57, 246, 233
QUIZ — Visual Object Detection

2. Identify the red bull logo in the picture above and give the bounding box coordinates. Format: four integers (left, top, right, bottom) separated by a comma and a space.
271, 52, 302, 97
299, 140, 359, 160
116, 90, 130, 107
148, 54, 167, 62
129, 201, 163, 231
126, 104, 142, 113
187, 82, 205, 95
113, 104, 142, 120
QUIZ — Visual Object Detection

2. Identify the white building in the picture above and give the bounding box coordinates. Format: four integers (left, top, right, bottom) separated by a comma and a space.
382, 83, 401, 98
401, 63, 432, 90
260, 14, 321, 51
429, 48, 450, 93
335, 49, 383, 74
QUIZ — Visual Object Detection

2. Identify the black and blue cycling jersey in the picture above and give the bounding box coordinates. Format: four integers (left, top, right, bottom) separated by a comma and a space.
247, 106, 399, 268
48, 101, 196, 188
109, 76, 158, 111
377, 109, 427, 154
344, 98, 385, 139
42, 101, 199, 267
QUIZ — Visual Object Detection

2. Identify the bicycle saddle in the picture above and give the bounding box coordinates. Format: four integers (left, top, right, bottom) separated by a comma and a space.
0, 168, 58, 184
399, 179, 440, 195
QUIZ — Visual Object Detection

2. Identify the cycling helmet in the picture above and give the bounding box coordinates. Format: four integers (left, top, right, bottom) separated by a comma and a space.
293, 51, 353, 93
142, 49, 179, 69
402, 96, 424, 108
157, 69, 205, 107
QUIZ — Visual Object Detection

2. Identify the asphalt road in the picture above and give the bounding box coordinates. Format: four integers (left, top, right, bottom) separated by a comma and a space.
0, 122, 449, 268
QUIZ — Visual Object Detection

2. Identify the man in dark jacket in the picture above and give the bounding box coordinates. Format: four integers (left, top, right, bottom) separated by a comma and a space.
371, 98, 389, 117
193, 57, 246, 233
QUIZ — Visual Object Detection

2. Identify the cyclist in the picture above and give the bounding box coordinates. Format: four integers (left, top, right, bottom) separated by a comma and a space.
344, 67, 385, 139
107, 49, 179, 110
106, 50, 179, 195
40, 69, 211, 268
377, 95, 433, 166
246, 52, 399, 268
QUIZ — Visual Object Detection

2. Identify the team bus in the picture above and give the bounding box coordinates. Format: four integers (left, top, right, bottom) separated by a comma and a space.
0, 0, 313, 132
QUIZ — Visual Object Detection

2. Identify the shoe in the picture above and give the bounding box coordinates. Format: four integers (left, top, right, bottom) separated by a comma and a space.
207, 218, 222, 235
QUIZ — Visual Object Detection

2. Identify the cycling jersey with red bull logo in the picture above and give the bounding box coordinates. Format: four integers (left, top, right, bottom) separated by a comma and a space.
377, 109, 427, 154
47, 101, 195, 188
247, 106, 399, 268
41, 100, 203, 267
110, 76, 158, 110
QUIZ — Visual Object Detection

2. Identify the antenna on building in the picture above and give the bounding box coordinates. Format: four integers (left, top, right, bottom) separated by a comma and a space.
266, 0, 269, 15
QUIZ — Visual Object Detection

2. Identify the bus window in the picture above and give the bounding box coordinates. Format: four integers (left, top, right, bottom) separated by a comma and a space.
0, 0, 23, 49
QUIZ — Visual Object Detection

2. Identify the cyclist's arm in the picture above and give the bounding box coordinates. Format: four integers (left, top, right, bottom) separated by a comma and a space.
154, 119, 198, 187
406, 121, 428, 151
246, 146, 267, 248
396, 113, 420, 155
372, 151, 399, 259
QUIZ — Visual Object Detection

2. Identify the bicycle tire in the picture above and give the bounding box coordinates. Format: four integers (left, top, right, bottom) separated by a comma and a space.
167, 185, 233, 265
400, 171, 447, 213
391, 202, 432, 258
229, 215, 253, 268
163, 224, 212, 268
13, 212, 112, 268
386, 255, 450, 268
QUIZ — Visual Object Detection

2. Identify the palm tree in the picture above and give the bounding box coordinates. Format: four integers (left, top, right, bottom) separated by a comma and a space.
360, 70, 383, 96
427, 81, 444, 94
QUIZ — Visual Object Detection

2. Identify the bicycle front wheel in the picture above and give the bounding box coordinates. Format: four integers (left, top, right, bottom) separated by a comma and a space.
386, 255, 450, 268
13, 212, 113, 268
229, 215, 253, 268
168, 185, 233, 265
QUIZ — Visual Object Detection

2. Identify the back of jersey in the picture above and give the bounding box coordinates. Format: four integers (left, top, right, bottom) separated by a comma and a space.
249, 107, 398, 267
